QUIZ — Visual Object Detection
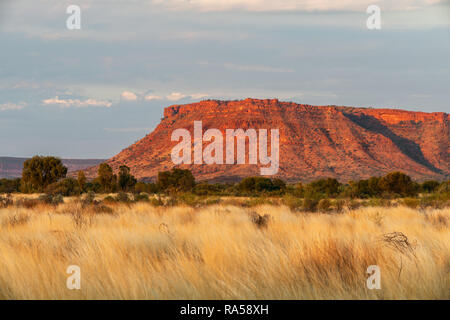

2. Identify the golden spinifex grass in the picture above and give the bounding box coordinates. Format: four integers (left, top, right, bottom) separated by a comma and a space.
0, 200, 448, 299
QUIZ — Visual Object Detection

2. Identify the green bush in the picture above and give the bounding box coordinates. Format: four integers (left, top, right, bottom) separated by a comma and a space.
317, 198, 332, 212
283, 195, 303, 211
238, 177, 286, 195
0, 195, 13, 208
402, 197, 420, 209
21, 156, 68, 193
157, 168, 195, 193
118, 165, 137, 192
302, 198, 319, 212
134, 192, 150, 202
0, 178, 21, 193
421, 180, 440, 193
116, 192, 130, 203
305, 178, 341, 198
38, 194, 64, 205
45, 178, 80, 196
378, 172, 417, 197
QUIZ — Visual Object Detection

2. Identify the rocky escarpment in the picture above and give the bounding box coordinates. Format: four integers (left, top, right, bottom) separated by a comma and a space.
84, 98, 449, 183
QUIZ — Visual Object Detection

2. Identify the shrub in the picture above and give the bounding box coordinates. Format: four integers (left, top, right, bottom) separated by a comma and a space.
345, 199, 362, 210
134, 182, 158, 194
0, 195, 13, 208
98, 163, 117, 193
38, 194, 64, 205
334, 199, 346, 213
116, 192, 130, 203
77, 171, 87, 192
193, 183, 229, 196
378, 172, 417, 197
241, 197, 275, 207
157, 168, 195, 193
45, 178, 80, 196
402, 197, 420, 209
238, 177, 286, 195
103, 196, 116, 203
302, 198, 319, 212
21, 156, 67, 193
249, 212, 271, 228
134, 193, 150, 202
82, 191, 97, 205
346, 177, 382, 198
283, 195, 303, 211
150, 197, 164, 207
0, 178, 21, 193
305, 178, 341, 198
421, 180, 440, 193
91, 204, 115, 215
16, 198, 40, 209
118, 165, 137, 191
317, 198, 332, 212
437, 181, 450, 200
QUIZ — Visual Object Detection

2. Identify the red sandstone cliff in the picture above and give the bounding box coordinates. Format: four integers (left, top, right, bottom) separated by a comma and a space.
84, 99, 449, 182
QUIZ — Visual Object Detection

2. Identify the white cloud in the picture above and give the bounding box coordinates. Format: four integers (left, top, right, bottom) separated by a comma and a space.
165, 92, 209, 101
0, 102, 27, 111
121, 91, 139, 101
190, 93, 210, 100
166, 92, 188, 101
42, 96, 112, 108
132, 92, 209, 102
144, 94, 163, 101
152, 0, 445, 12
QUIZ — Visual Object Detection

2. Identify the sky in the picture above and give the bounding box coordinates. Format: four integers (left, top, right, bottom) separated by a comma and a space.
0, 0, 449, 158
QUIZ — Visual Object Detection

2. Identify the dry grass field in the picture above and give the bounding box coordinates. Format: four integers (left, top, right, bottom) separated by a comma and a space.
0, 197, 449, 299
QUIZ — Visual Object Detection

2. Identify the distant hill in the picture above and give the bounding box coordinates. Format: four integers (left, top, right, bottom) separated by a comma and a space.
83, 98, 449, 183
0, 157, 105, 179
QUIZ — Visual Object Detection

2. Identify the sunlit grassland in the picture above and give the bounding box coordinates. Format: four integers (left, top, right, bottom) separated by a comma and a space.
0, 198, 448, 299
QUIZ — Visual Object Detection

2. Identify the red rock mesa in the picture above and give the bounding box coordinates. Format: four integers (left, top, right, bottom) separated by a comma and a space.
84, 98, 449, 182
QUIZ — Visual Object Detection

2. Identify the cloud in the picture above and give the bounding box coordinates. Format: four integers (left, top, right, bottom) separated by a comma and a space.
190, 93, 210, 100
152, 0, 445, 12
144, 92, 209, 101
144, 94, 163, 101
166, 92, 187, 101
0, 102, 27, 111
121, 91, 139, 101
42, 96, 112, 108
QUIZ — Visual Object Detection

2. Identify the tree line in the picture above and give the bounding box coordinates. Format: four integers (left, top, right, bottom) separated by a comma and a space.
0, 155, 448, 200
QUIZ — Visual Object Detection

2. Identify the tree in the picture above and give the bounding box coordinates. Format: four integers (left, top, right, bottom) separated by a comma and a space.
77, 171, 87, 192
45, 178, 81, 196
97, 163, 116, 193
118, 165, 137, 191
157, 168, 195, 193
21, 156, 67, 193
0, 178, 21, 194
305, 178, 341, 198
378, 172, 417, 197
135, 182, 158, 194
421, 180, 440, 193
237, 177, 286, 194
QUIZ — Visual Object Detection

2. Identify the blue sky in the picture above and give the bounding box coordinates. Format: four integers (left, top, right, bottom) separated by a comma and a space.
0, 0, 449, 158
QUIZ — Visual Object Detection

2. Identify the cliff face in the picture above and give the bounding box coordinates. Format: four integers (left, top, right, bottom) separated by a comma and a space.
86, 99, 449, 182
